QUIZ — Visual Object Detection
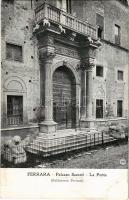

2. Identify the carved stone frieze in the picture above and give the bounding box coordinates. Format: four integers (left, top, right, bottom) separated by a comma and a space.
55, 44, 80, 59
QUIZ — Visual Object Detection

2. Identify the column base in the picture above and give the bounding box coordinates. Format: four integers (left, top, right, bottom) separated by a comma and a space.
80, 118, 96, 128
39, 121, 57, 134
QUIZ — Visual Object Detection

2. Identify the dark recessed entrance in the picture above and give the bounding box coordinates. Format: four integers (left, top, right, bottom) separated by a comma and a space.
53, 66, 76, 130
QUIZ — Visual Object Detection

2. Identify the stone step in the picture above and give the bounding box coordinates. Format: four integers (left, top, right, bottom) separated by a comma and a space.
27, 137, 116, 157
26, 130, 116, 157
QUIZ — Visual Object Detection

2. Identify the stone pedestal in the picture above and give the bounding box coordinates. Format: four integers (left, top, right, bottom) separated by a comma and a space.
39, 121, 57, 133
80, 119, 96, 128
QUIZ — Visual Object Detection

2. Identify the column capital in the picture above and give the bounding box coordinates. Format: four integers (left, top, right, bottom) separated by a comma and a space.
39, 47, 56, 63
80, 58, 95, 71
79, 40, 98, 71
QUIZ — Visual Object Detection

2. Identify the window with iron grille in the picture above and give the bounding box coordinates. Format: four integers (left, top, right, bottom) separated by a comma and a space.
96, 66, 103, 77
96, 99, 103, 118
96, 13, 104, 39
6, 43, 23, 62
117, 100, 123, 117
117, 70, 123, 81
115, 24, 120, 45
7, 96, 23, 125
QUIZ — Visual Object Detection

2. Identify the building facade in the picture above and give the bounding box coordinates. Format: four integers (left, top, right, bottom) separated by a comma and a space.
1, 0, 129, 138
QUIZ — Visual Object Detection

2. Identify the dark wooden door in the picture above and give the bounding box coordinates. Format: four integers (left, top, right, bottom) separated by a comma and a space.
53, 67, 76, 130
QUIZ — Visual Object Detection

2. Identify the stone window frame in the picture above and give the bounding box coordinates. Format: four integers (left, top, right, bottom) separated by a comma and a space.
3, 91, 28, 127
7, 95, 23, 126
95, 98, 104, 119
5, 40, 24, 64
94, 65, 105, 81
2, 76, 28, 128
96, 65, 104, 77
115, 68, 124, 82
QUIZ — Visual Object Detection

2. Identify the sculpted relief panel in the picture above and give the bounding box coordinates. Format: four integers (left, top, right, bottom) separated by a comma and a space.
55, 44, 80, 59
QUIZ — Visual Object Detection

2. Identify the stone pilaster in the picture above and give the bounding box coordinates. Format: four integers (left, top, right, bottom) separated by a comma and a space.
80, 39, 100, 127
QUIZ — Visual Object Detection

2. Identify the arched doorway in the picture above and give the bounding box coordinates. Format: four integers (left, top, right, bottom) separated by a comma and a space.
53, 66, 76, 130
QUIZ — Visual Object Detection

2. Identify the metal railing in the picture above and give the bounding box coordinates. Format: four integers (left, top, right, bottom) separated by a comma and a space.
7, 115, 23, 125
1, 132, 127, 168
35, 2, 97, 39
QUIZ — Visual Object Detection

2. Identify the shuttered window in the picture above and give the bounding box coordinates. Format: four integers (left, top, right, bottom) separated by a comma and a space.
6, 43, 23, 62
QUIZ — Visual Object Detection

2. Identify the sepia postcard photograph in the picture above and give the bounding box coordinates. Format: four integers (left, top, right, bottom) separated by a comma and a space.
0, 0, 129, 199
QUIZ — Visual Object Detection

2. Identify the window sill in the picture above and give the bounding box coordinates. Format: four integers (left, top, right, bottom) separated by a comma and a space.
6, 59, 23, 64
1, 123, 39, 131
3, 59, 24, 68
115, 80, 125, 84
94, 76, 105, 81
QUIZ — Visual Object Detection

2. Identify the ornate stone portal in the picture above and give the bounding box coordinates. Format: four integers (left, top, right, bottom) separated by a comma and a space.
37, 31, 100, 133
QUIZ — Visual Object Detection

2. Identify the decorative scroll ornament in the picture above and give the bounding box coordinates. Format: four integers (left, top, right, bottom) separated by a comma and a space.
94, 38, 102, 47
33, 24, 40, 32
87, 36, 93, 43
69, 32, 77, 41
59, 25, 66, 34
43, 18, 50, 27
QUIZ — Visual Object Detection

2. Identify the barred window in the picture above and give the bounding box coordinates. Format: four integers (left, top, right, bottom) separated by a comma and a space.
96, 99, 103, 118
6, 43, 23, 62
7, 96, 23, 125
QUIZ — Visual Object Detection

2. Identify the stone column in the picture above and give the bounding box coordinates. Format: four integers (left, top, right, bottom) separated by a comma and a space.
86, 66, 93, 119
44, 58, 54, 122
81, 69, 87, 119
38, 34, 57, 133
39, 54, 57, 134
